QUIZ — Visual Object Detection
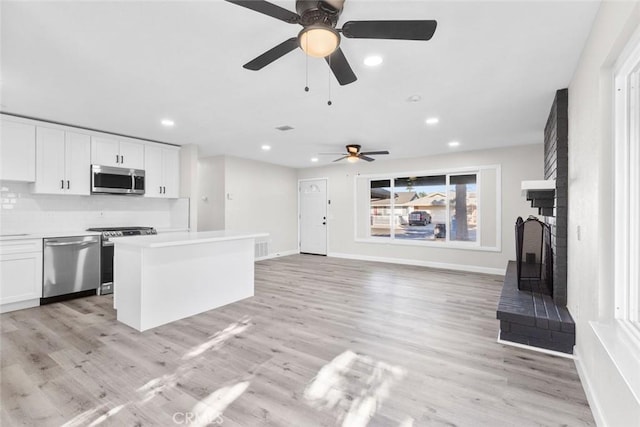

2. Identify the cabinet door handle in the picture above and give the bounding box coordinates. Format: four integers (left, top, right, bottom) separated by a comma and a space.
120, 155, 124, 164
67, 180, 70, 189
160, 186, 163, 194
60, 179, 64, 189
116, 154, 119, 164
163, 186, 166, 194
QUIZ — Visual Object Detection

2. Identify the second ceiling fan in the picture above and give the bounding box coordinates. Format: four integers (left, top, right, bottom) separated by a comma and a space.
331, 144, 389, 162
225, 0, 438, 85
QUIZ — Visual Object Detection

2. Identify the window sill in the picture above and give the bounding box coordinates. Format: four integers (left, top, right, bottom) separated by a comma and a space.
354, 237, 501, 252
590, 320, 640, 403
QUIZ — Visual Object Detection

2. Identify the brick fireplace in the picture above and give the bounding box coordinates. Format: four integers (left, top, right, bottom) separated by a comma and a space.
496, 89, 575, 354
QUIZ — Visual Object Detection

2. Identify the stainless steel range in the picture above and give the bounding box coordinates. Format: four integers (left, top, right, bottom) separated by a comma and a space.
86, 226, 157, 294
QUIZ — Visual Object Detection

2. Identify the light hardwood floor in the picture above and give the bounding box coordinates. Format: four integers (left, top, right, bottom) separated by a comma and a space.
0, 255, 594, 426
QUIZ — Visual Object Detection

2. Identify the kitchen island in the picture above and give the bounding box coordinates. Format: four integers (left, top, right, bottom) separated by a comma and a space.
113, 230, 268, 331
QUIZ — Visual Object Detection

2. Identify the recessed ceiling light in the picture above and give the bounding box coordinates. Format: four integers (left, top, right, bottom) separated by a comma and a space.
261, 145, 271, 151
425, 117, 439, 125
311, 157, 319, 163
448, 141, 460, 147
407, 95, 422, 103
161, 119, 174, 127
364, 55, 383, 67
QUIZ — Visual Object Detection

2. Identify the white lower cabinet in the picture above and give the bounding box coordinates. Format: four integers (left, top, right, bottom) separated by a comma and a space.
0, 239, 42, 313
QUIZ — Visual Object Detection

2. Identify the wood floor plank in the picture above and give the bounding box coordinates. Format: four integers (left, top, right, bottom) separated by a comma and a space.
0, 254, 594, 426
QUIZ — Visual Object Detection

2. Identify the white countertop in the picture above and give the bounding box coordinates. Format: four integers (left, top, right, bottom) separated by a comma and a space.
111, 230, 269, 249
0, 230, 102, 242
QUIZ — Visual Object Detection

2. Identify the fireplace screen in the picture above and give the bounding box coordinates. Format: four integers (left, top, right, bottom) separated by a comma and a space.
515, 216, 553, 295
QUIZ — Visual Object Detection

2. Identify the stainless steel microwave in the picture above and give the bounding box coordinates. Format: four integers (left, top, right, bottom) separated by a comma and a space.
91, 165, 145, 195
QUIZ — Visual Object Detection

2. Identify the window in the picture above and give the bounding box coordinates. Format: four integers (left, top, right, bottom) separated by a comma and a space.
614, 34, 640, 328
368, 172, 479, 244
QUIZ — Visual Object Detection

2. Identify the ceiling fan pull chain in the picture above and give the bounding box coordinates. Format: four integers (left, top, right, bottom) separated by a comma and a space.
304, 37, 310, 92
327, 55, 332, 106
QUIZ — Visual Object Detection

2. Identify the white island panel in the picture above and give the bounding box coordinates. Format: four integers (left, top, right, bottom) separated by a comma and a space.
114, 231, 266, 331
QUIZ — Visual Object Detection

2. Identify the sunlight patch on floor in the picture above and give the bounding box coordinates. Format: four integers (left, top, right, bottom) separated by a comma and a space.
61, 404, 108, 427
304, 350, 407, 427
86, 404, 126, 427
189, 381, 250, 427
138, 369, 184, 403
182, 315, 252, 360
61, 316, 253, 425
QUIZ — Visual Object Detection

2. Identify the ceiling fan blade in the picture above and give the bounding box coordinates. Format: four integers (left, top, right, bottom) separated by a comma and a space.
225, 0, 300, 24
360, 150, 389, 155
325, 48, 357, 86
359, 155, 375, 162
333, 156, 349, 162
243, 38, 299, 70
341, 20, 437, 40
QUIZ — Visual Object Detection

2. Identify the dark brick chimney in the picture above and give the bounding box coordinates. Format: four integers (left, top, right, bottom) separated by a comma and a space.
543, 89, 568, 306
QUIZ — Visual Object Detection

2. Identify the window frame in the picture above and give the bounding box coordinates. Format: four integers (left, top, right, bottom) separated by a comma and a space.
614, 33, 640, 335
355, 165, 501, 252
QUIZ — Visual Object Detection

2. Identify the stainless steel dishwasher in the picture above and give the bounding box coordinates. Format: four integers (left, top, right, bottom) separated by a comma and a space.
43, 235, 100, 298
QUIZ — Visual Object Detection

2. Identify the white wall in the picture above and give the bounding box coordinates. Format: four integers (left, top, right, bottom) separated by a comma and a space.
0, 182, 189, 233
196, 155, 299, 256
567, 1, 640, 425
297, 144, 543, 274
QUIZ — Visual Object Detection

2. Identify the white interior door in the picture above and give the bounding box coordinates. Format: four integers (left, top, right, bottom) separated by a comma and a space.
300, 179, 327, 255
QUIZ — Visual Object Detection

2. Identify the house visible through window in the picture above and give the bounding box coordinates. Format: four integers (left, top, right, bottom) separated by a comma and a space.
369, 173, 478, 243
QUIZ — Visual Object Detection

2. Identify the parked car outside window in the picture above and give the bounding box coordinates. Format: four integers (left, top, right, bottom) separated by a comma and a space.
408, 211, 432, 226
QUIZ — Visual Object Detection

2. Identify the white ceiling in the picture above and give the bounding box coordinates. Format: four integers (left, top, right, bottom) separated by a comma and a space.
1, 0, 600, 168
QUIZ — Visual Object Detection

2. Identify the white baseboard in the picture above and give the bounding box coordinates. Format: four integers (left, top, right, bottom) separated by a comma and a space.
256, 249, 299, 261
574, 348, 606, 427
327, 252, 505, 275
496, 333, 575, 359
0, 298, 40, 314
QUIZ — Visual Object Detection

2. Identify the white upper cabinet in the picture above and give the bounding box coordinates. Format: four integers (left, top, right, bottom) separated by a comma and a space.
64, 132, 91, 195
144, 144, 163, 197
162, 148, 180, 198
33, 127, 91, 195
0, 119, 36, 182
91, 137, 144, 169
91, 136, 119, 167
144, 145, 180, 198
119, 140, 144, 169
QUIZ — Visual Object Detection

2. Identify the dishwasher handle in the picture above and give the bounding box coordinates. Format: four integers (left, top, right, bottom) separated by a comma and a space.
44, 236, 100, 247
45, 240, 95, 247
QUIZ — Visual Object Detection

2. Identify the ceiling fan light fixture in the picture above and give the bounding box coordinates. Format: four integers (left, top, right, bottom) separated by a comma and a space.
346, 155, 359, 163
299, 25, 340, 58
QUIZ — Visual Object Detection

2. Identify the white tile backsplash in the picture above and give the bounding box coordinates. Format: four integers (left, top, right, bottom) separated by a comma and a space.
0, 182, 189, 234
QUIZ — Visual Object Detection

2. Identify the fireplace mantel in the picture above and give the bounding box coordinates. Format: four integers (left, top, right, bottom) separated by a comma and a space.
521, 180, 556, 217
521, 179, 556, 196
